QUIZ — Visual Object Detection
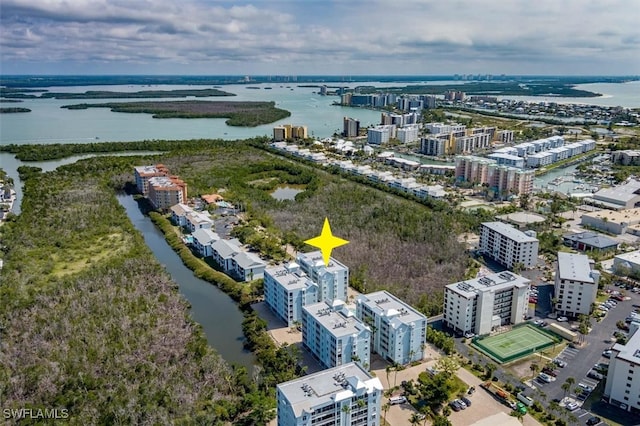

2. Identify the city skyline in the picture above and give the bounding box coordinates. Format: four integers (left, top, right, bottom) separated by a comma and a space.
1, 0, 639, 76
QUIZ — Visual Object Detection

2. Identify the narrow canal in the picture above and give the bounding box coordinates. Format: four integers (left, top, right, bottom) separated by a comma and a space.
117, 194, 256, 371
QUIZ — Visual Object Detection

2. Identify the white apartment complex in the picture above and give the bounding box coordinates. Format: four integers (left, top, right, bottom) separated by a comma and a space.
302, 300, 371, 369
355, 291, 427, 365
296, 251, 349, 304
604, 327, 640, 413
276, 362, 383, 426
264, 262, 319, 327
455, 156, 534, 196
443, 271, 530, 336
554, 252, 600, 317
479, 222, 539, 269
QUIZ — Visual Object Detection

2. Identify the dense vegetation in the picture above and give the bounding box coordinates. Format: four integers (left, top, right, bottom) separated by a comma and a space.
0, 107, 31, 113
39, 88, 235, 99
0, 159, 246, 424
61, 101, 291, 126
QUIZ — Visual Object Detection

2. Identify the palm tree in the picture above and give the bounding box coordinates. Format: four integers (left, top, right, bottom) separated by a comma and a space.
530, 362, 540, 379
383, 402, 390, 424
549, 400, 560, 413
385, 365, 392, 387
566, 377, 575, 387
561, 382, 570, 398
341, 404, 350, 423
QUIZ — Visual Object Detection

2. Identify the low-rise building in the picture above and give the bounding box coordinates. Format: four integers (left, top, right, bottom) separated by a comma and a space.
562, 231, 618, 252
479, 222, 539, 269
302, 300, 371, 369
264, 262, 318, 327
276, 362, 383, 426
230, 251, 266, 281
604, 327, 640, 413
443, 271, 530, 336
487, 153, 525, 168
355, 290, 427, 365
192, 228, 219, 257
581, 208, 640, 234
170, 203, 193, 227
211, 238, 242, 271
588, 180, 640, 210
613, 250, 640, 277
554, 252, 600, 317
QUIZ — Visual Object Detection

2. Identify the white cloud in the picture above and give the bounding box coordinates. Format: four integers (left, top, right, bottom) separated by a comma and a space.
0, 0, 638, 74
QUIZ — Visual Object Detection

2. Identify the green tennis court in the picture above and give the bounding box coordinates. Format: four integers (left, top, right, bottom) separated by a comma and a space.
472, 324, 561, 364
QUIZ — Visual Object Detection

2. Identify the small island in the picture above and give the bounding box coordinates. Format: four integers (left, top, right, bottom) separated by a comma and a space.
61, 100, 291, 126
39, 88, 235, 99
0, 107, 31, 114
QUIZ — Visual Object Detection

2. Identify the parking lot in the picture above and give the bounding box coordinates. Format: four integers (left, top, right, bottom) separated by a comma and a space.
526, 283, 640, 425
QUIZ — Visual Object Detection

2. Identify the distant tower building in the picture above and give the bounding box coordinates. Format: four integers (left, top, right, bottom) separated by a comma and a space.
343, 117, 360, 138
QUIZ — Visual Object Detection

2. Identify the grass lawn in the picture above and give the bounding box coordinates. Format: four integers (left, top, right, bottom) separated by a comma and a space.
473, 324, 560, 364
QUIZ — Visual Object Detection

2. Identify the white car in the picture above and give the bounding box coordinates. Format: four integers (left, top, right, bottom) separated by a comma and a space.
538, 373, 552, 383
566, 401, 579, 411
557, 316, 569, 322
389, 396, 407, 405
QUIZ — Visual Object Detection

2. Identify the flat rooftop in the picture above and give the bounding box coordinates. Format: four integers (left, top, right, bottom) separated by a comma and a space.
593, 179, 640, 203
265, 263, 315, 291
496, 212, 546, 226
356, 290, 427, 324
303, 301, 369, 338
615, 250, 640, 266
557, 252, 594, 283
277, 362, 383, 417
612, 328, 640, 366
582, 207, 640, 225
481, 221, 538, 243
296, 251, 349, 275
446, 270, 530, 298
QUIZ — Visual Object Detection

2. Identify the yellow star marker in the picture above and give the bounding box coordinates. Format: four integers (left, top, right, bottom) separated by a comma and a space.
304, 218, 349, 266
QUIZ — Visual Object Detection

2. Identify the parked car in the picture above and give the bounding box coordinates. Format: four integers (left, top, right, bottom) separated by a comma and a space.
461, 396, 472, 407
588, 370, 604, 380
449, 400, 462, 411
553, 358, 567, 368
594, 363, 609, 372
579, 383, 594, 393
537, 373, 552, 383
557, 316, 569, 322
467, 386, 476, 395
603, 349, 613, 358
464, 331, 475, 339
566, 401, 579, 411
389, 396, 407, 405
455, 399, 467, 409
542, 367, 558, 377
586, 416, 602, 425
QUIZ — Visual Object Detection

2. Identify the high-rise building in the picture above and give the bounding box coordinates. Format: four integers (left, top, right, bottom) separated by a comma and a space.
276, 362, 383, 426
444, 271, 530, 335
479, 222, 539, 269
554, 252, 600, 317
147, 175, 187, 210
343, 117, 360, 138
264, 262, 318, 327
297, 251, 349, 303
604, 327, 640, 413
355, 290, 427, 365
274, 126, 287, 142
302, 300, 371, 369
134, 164, 170, 195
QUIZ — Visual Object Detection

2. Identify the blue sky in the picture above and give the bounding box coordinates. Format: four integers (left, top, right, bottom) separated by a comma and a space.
1, 0, 639, 75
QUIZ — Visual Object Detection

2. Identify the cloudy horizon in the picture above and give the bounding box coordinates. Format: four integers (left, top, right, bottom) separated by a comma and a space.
1, 0, 639, 76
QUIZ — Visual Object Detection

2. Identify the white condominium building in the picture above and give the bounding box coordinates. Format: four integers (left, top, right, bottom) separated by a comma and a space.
302, 300, 371, 369
479, 222, 539, 269
554, 252, 600, 317
604, 327, 640, 413
276, 362, 383, 426
444, 271, 530, 336
355, 291, 427, 365
264, 262, 319, 327
296, 251, 349, 304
